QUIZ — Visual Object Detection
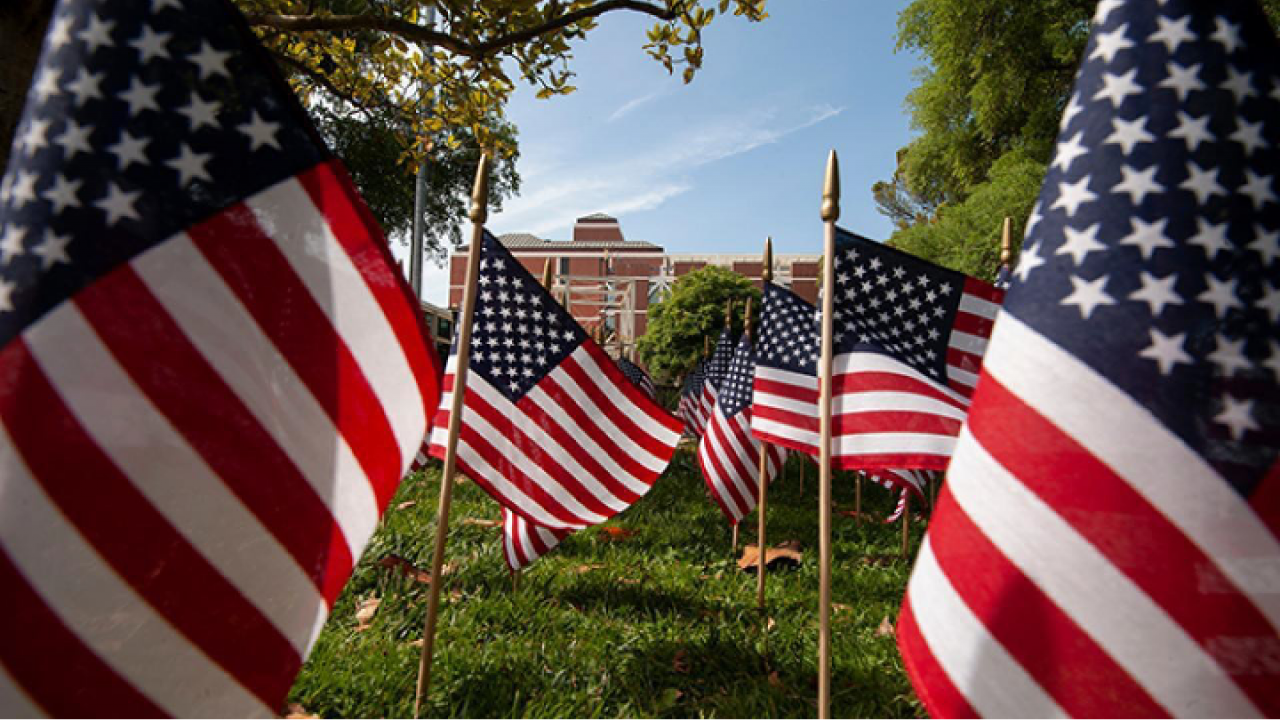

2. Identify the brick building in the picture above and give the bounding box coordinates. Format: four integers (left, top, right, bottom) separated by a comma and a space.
449, 213, 819, 351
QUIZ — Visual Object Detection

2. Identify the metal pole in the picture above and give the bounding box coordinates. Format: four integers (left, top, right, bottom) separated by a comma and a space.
408, 5, 437, 298
817, 149, 839, 720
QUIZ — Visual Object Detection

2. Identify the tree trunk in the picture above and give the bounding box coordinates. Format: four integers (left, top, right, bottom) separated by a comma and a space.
0, 0, 55, 175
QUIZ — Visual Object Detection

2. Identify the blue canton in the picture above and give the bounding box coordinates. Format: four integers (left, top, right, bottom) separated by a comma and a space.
1008, 0, 1280, 495
704, 327, 737, 393
757, 281, 818, 375
718, 336, 758, 419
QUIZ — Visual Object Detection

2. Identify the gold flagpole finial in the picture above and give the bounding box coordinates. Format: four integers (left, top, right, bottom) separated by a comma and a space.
1000, 216, 1013, 265
469, 154, 491, 224
725, 298, 734, 327
763, 236, 774, 284
704, 335, 712, 358
743, 296, 755, 339
821, 150, 840, 223
541, 258, 555, 289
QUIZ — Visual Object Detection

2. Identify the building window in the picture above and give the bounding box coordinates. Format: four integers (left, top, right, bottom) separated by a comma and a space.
558, 257, 570, 276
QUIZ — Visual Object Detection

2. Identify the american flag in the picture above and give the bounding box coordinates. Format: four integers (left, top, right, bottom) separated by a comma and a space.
697, 327, 737, 431
679, 360, 707, 436
867, 469, 933, 523
501, 506, 570, 572
898, 1, 1280, 716
750, 281, 819, 455
429, 233, 683, 530
697, 335, 787, 524
0, 0, 441, 715
615, 355, 657, 400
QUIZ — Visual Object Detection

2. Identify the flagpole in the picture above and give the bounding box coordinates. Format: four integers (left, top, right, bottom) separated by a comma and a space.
901, 492, 911, 558
724, 297, 737, 554
755, 241, 771, 610
413, 154, 490, 718
817, 149, 839, 720
1001, 216, 1013, 270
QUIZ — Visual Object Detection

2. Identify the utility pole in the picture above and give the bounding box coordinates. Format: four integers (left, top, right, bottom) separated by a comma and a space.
408, 4, 438, 298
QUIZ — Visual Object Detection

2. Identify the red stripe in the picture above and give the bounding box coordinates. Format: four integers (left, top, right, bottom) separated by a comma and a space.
753, 376, 819, 404
970, 375, 1280, 713
0, 340, 299, 707
834, 370, 969, 412
296, 161, 442, 438
0, 547, 166, 717
188, 203, 402, 509
750, 427, 817, 459
834, 410, 963, 438
896, 589, 981, 719
558, 352, 672, 461
704, 411, 755, 517
928, 483, 1167, 717
583, 342, 682, 434
962, 276, 1005, 304
952, 308, 997, 339
697, 424, 743, 522
728, 413, 765, 507
1250, 458, 1280, 541
946, 347, 986, 382
76, 269, 353, 606
464, 390, 621, 519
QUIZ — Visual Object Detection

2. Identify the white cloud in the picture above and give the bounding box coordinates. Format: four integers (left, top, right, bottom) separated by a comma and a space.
607, 91, 661, 122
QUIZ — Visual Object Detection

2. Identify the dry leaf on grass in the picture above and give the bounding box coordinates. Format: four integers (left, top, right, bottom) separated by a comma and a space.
831, 602, 852, 614
408, 638, 424, 648
574, 564, 605, 574
597, 526, 636, 541
766, 617, 777, 632
462, 517, 502, 528
395, 500, 416, 511
876, 616, 895, 637
285, 703, 318, 719
672, 648, 690, 674
354, 597, 380, 631
377, 554, 447, 584
737, 540, 803, 572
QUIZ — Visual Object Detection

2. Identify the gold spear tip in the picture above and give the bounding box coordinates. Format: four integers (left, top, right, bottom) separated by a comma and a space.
724, 298, 734, 326
743, 295, 755, 336
821, 149, 840, 222
1000, 216, 1013, 264
763, 236, 774, 284
469, 153, 491, 224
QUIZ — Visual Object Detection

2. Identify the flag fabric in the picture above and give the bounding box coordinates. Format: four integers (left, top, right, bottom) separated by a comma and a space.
0, 0, 441, 715
429, 233, 683, 530
751, 280, 820, 455
994, 263, 1013, 290
898, 1, 1280, 716
697, 327, 737, 430
501, 506, 571, 572
867, 469, 933, 523
616, 356, 657, 400
697, 335, 788, 524
679, 360, 707, 436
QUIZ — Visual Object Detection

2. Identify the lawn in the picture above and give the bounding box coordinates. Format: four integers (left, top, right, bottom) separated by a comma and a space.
287, 448, 927, 718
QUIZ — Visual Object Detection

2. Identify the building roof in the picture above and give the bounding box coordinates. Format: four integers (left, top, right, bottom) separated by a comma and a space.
456, 233, 663, 252
576, 213, 616, 222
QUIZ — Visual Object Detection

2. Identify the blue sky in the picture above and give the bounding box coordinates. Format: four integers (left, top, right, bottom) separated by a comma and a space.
413, 0, 920, 303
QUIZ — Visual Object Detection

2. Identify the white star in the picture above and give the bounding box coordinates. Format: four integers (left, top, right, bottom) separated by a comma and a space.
1052, 131, 1088, 172
1168, 111, 1213, 151
1230, 119, 1265, 156
0, 226, 27, 263
119, 77, 161, 116
95, 182, 142, 224
1212, 17, 1244, 54
64, 67, 103, 105
1239, 170, 1275, 210
1114, 164, 1162, 206
1051, 176, 1097, 216
1091, 24, 1134, 63
1057, 223, 1105, 266
32, 66, 62, 104
47, 13, 76, 51
1139, 329, 1192, 375
1120, 217, 1174, 260
1013, 242, 1045, 282
1024, 200, 1044, 239
1128, 271, 1180, 316
1093, 0, 1124, 25
1180, 162, 1224, 204
152, 0, 184, 11
189, 41, 232, 80
1188, 218, 1232, 259
1094, 68, 1142, 109
33, 229, 71, 270
175, 91, 221, 131
1158, 61, 1204, 101
53, 119, 93, 160
130, 25, 172, 63
166, 144, 212, 185
1150, 15, 1194, 53
1214, 396, 1258, 441
8, 171, 37, 208
1208, 336, 1251, 377
1251, 227, 1280, 266
1062, 274, 1115, 320
16, 117, 49, 156
1260, 285, 1280, 322
42, 175, 81, 213
239, 111, 281, 151
0, 279, 14, 312
1198, 274, 1242, 319
1105, 116, 1154, 155
79, 14, 115, 52
107, 130, 150, 170
1060, 93, 1084, 132
1223, 66, 1255, 105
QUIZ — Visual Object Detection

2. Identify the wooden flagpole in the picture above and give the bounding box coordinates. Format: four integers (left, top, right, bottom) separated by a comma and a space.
753, 242, 771, 609
901, 492, 911, 558
413, 154, 490, 718
817, 149, 839, 720
855, 473, 863, 518
724, 297, 737, 553
1001, 216, 1013, 269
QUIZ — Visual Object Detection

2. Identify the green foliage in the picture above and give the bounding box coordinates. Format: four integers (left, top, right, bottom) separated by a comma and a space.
637, 267, 760, 383
289, 455, 926, 717
889, 150, 1045, 281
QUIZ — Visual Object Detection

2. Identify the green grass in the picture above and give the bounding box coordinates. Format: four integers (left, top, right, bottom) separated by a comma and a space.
288, 449, 926, 718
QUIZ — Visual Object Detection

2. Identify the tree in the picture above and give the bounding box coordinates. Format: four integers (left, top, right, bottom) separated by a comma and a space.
637, 266, 758, 383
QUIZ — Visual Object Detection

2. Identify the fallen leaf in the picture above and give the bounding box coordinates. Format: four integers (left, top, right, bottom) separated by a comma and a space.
876, 615, 895, 637
672, 648, 689, 674
395, 500, 416, 511
597, 525, 636, 541
285, 703, 318, 719
376, 554, 443, 584
462, 517, 502, 528
574, 564, 604, 574
618, 577, 642, 585
766, 617, 777, 632
768, 671, 784, 689
354, 596, 380, 631
737, 540, 803, 572
408, 639, 424, 648
832, 602, 851, 614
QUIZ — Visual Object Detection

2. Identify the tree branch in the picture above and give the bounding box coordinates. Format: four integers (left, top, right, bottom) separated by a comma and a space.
245, 0, 676, 58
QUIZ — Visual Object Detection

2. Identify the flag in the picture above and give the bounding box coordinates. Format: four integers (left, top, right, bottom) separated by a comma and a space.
429, 233, 683, 530
616, 355, 657, 400
898, 1, 1280, 716
679, 360, 707, 436
501, 506, 571, 572
697, 326, 737, 430
866, 469, 934, 523
697, 335, 787, 524
751, 280, 820, 454
0, 0, 441, 715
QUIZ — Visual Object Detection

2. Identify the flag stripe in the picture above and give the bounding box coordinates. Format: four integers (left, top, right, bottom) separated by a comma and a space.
28, 295, 330, 649
960, 277, 1006, 307
895, 594, 979, 720
242, 177, 427, 471
585, 344, 683, 436
947, 425, 1261, 716
0, 420, 271, 717
716, 413, 762, 513
559, 346, 680, 462
188, 203, 403, 509
524, 383, 650, 501
836, 352, 972, 408
699, 411, 752, 520
131, 236, 379, 567
0, 340, 299, 709
0, 549, 162, 718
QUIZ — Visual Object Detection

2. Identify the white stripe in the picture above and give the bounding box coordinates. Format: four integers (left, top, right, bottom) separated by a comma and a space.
575, 348, 679, 446
945, 365, 980, 389
986, 311, 1280, 632
832, 432, 957, 458
534, 524, 562, 551
959, 292, 1001, 320
0, 665, 44, 718
0, 431, 270, 717
721, 412, 762, 513
525, 385, 652, 495
750, 415, 819, 452
832, 390, 968, 421
949, 425, 1261, 716
753, 388, 819, 417
245, 180, 426, 469
947, 329, 989, 356
502, 512, 519, 570
699, 416, 748, 521
468, 381, 631, 510
755, 364, 819, 393
907, 539, 1067, 717
134, 237, 378, 561
24, 304, 327, 656
834, 351, 970, 406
